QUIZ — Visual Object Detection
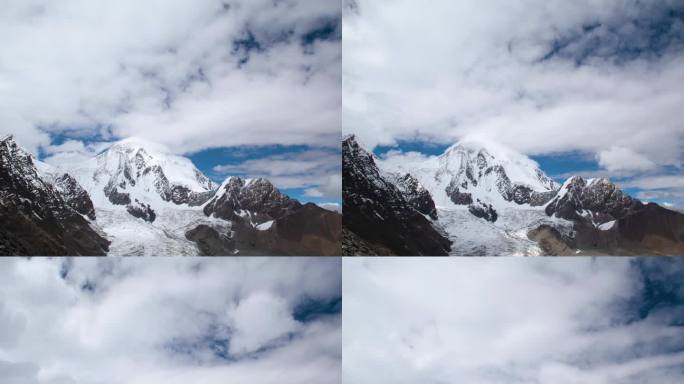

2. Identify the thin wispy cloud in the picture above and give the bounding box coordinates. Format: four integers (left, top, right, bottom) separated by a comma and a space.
0, 258, 341, 384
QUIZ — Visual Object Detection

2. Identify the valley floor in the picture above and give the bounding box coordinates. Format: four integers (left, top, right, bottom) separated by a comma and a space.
437, 207, 574, 256
95, 208, 232, 256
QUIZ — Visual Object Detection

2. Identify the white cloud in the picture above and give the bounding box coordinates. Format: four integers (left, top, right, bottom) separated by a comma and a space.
213, 149, 341, 199
0, 0, 340, 155
227, 292, 299, 354
343, 258, 684, 384
343, 0, 684, 170
598, 146, 657, 172
0, 257, 341, 384
304, 173, 342, 200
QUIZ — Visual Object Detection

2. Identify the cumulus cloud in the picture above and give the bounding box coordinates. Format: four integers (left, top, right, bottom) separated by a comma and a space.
0, 257, 341, 384
343, 0, 683, 172
598, 146, 657, 172
343, 257, 684, 384
0, 0, 340, 154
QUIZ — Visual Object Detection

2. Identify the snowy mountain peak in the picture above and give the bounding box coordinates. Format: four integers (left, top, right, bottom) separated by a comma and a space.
378, 137, 559, 211
95, 137, 215, 192
439, 138, 557, 192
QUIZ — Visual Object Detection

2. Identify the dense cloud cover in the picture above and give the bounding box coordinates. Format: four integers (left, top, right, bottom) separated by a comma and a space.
343, 0, 683, 206
0, 0, 341, 200
0, 258, 341, 384
343, 257, 684, 384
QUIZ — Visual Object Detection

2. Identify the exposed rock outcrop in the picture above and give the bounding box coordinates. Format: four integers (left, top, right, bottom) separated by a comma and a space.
342, 135, 451, 256
0, 136, 109, 255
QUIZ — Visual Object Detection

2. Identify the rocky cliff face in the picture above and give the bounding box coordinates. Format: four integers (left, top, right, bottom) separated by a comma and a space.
39, 168, 97, 220
388, 172, 438, 220
203, 177, 302, 224
342, 135, 451, 256
0, 136, 109, 255
539, 176, 684, 255
545, 176, 643, 226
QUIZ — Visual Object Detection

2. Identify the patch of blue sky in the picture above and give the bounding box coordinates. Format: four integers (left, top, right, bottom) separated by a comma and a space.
189, 144, 340, 204
623, 258, 684, 326
529, 152, 601, 183
281, 187, 340, 205
293, 296, 342, 323
188, 144, 311, 182
374, 139, 450, 158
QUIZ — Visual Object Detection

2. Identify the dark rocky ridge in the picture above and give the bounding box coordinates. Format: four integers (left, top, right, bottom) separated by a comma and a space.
534, 176, 684, 255
190, 179, 341, 255
342, 135, 451, 256
389, 172, 438, 219
203, 177, 302, 224
49, 172, 97, 220
545, 177, 643, 225
0, 136, 109, 255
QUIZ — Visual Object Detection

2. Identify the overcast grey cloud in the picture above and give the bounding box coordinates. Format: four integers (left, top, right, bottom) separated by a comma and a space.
0, 258, 341, 384
343, 257, 684, 384
343, 0, 683, 201
0, 0, 340, 155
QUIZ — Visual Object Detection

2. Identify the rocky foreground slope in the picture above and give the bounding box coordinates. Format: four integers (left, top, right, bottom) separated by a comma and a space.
342, 135, 451, 255
0, 136, 109, 255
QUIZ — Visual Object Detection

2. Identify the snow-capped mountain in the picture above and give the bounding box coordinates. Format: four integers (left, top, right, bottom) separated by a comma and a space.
380, 138, 558, 215
346, 136, 684, 256
55, 137, 216, 223
0, 135, 108, 255
0, 136, 340, 256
